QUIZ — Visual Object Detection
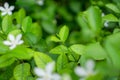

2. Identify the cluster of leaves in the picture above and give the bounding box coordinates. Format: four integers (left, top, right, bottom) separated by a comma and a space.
0, 0, 120, 80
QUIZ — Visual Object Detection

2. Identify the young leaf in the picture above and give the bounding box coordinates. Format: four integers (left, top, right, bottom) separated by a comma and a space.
70, 44, 85, 55
14, 63, 31, 80
2, 15, 13, 34
50, 36, 61, 42
58, 25, 69, 43
22, 16, 32, 32
34, 52, 53, 68
57, 53, 69, 73
0, 54, 15, 68
50, 45, 68, 54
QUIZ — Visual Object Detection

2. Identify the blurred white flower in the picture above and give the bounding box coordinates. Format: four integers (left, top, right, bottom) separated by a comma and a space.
74, 60, 96, 80
0, 2, 14, 16
104, 21, 109, 27
34, 62, 61, 80
36, 0, 44, 6
3, 34, 24, 50
102, 13, 109, 27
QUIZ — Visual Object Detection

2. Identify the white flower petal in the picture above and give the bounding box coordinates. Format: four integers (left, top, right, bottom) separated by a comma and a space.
46, 62, 55, 74
1, 12, 7, 16
85, 60, 95, 72
37, 0, 44, 6
4, 2, 9, 9
34, 67, 45, 77
8, 11, 12, 15
16, 34, 22, 42
104, 21, 109, 27
0, 7, 5, 11
102, 13, 105, 17
3, 41, 12, 45
52, 73, 61, 80
74, 67, 87, 77
9, 44, 16, 50
17, 40, 24, 45
8, 34, 15, 41
9, 6, 14, 10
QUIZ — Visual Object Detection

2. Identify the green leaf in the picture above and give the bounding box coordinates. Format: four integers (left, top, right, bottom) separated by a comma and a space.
58, 25, 69, 42
50, 36, 61, 42
34, 52, 53, 68
70, 44, 85, 55
0, 39, 9, 54
104, 32, 120, 69
31, 23, 42, 39
14, 63, 31, 80
22, 16, 32, 32
10, 46, 34, 60
0, 54, 15, 68
102, 14, 118, 22
106, 3, 120, 13
57, 53, 68, 73
2, 15, 13, 34
50, 45, 68, 54
84, 42, 107, 60
86, 6, 102, 34
16, 8, 26, 25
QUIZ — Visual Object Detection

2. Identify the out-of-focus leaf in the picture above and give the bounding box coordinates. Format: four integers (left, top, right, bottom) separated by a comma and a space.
34, 52, 53, 68
14, 63, 31, 80
106, 3, 120, 13
22, 16, 32, 32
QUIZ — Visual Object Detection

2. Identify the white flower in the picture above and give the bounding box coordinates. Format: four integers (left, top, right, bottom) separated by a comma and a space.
102, 13, 109, 27
36, 0, 44, 6
3, 34, 24, 50
0, 2, 14, 16
34, 62, 61, 80
74, 60, 96, 80
104, 21, 109, 27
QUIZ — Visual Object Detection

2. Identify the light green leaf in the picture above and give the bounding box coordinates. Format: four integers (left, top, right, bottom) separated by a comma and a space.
50, 45, 68, 54
10, 46, 34, 60
86, 6, 102, 34
22, 16, 32, 32
70, 44, 85, 55
50, 36, 61, 42
104, 32, 120, 69
57, 53, 68, 73
34, 52, 53, 68
2, 15, 13, 34
16, 8, 26, 24
106, 3, 120, 13
103, 14, 118, 22
0, 54, 15, 68
14, 63, 31, 80
58, 25, 69, 43
84, 42, 107, 60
